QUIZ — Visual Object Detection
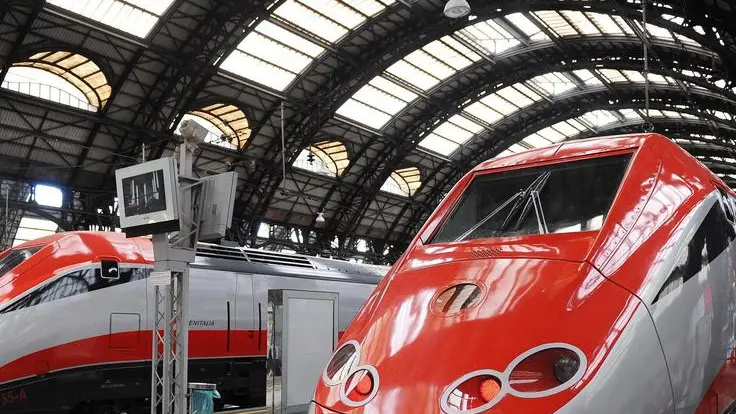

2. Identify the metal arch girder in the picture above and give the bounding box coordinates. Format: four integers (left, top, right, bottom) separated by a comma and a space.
0, 0, 44, 84
393, 96, 736, 245
324, 48, 731, 243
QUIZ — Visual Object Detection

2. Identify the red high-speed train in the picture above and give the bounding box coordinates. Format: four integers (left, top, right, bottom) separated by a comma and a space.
0, 231, 389, 413
312, 133, 736, 414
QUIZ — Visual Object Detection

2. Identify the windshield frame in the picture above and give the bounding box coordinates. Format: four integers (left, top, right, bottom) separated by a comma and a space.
426, 150, 636, 245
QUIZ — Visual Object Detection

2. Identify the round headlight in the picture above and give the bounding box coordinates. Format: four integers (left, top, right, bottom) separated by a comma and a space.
322, 341, 359, 386
553, 354, 580, 383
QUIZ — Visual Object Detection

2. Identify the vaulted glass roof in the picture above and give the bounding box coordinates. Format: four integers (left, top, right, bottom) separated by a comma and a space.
221, 0, 395, 91
336, 9, 707, 131
497, 108, 723, 158
417, 67, 714, 156
46, 0, 176, 38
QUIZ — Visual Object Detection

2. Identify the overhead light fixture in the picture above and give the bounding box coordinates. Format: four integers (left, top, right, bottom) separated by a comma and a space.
316, 212, 325, 224
444, 0, 470, 19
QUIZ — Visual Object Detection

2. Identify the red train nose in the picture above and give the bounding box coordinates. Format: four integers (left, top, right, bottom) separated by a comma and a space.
313, 255, 637, 414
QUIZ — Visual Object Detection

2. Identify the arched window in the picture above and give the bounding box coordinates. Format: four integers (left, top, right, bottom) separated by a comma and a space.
177, 104, 251, 150
3, 51, 111, 112
380, 167, 421, 197
293, 141, 349, 177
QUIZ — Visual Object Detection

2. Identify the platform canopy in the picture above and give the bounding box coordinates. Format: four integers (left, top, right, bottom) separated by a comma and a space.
0, 0, 735, 263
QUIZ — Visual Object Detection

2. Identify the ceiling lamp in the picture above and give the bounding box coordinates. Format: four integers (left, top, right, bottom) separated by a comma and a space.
444, 0, 470, 18
316, 212, 326, 224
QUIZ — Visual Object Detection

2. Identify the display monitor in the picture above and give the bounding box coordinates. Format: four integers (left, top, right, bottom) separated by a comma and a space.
115, 157, 180, 237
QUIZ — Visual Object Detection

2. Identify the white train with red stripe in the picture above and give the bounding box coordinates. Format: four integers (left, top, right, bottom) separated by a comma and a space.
0, 231, 388, 414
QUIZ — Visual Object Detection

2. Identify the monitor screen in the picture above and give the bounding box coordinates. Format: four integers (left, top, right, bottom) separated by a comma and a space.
122, 169, 168, 217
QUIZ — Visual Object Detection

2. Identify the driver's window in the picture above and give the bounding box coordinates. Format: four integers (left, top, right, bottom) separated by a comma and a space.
717, 188, 735, 224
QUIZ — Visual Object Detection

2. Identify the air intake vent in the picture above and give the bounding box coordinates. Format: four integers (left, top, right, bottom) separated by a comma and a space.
196, 244, 248, 261
471, 246, 502, 259
243, 250, 314, 268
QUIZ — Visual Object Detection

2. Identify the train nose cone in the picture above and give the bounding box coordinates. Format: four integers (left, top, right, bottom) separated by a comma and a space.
313, 256, 639, 414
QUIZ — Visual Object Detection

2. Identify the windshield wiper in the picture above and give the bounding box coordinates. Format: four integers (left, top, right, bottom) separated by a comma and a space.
500, 171, 551, 235
453, 190, 524, 242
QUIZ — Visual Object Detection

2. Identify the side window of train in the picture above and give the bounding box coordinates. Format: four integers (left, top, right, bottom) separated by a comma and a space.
717, 187, 736, 224
654, 201, 733, 303
0, 266, 148, 314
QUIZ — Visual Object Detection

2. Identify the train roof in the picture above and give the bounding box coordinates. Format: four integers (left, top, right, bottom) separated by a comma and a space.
8, 231, 391, 280
473, 133, 656, 172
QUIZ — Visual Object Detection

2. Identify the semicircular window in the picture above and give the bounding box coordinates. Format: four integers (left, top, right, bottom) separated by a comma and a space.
294, 141, 349, 177
380, 167, 421, 197
3, 52, 111, 112
178, 104, 251, 150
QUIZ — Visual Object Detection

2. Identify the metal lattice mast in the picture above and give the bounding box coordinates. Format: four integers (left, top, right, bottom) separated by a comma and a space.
150, 139, 202, 414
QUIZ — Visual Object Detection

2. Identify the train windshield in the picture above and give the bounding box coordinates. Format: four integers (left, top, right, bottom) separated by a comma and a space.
431, 153, 632, 243
0, 246, 42, 278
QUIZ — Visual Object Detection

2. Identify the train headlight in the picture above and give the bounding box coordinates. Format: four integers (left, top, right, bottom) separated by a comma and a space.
322, 341, 360, 386
507, 343, 586, 397
440, 370, 505, 414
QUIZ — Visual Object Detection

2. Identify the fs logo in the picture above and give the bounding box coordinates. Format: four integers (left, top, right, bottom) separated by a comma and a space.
321, 341, 379, 408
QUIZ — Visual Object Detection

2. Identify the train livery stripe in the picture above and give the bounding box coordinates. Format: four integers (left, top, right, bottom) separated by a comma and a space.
0, 329, 347, 386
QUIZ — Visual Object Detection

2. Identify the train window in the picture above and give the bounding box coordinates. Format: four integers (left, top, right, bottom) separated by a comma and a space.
654, 200, 734, 303
0, 246, 41, 278
431, 154, 632, 243
0, 266, 145, 313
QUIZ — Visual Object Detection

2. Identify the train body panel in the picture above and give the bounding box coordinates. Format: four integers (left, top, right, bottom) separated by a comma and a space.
0, 233, 388, 413
312, 133, 736, 414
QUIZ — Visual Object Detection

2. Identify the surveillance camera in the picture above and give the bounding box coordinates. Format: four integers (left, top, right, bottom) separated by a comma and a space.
179, 119, 208, 144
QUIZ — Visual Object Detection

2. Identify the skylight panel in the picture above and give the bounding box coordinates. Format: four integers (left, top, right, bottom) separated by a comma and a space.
424, 37, 480, 70
480, 92, 518, 117
522, 133, 552, 148
465, 101, 504, 124
336, 75, 416, 130
537, 125, 567, 142
648, 73, 669, 84
528, 72, 577, 95
47, 0, 173, 38
599, 69, 628, 83
419, 133, 458, 156
274, 1, 351, 43
508, 143, 528, 153
336, 99, 392, 129
223, 21, 324, 91
404, 50, 455, 80
573, 69, 603, 86
460, 20, 520, 55
587, 13, 623, 35
501, 84, 541, 106
619, 109, 642, 120
582, 110, 618, 128
552, 120, 583, 136
621, 70, 646, 83
561, 11, 600, 35
351, 0, 395, 16
447, 114, 485, 135
505, 13, 549, 41
644, 23, 673, 41
612, 16, 635, 35
386, 60, 440, 91
535, 11, 578, 37
673, 32, 701, 47
659, 110, 682, 119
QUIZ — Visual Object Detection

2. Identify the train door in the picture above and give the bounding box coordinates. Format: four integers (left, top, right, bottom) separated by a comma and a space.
188, 268, 237, 359
649, 193, 736, 413
107, 263, 148, 351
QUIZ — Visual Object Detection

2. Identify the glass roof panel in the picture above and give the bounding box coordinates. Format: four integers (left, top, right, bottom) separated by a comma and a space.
582, 110, 618, 128
529, 72, 577, 95
522, 133, 552, 148
496, 85, 537, 108
386, 60, 440, 91
587, 13, 624, 35
643, 23, 674, 41
508, 143, 528, 153
274, 1, 351, 43
551, 120, 583, 136
424, 37, 480, 70
465, 101, 504, 124
368, 76, 418, 102
620, 109, 642, 120
534, 10, 578, 37
352, 84, 409, 115
13, 217, 58, 247
537, 125, 566, 142
447, 114, 485, 135
561, 10, 600, 35
621, 70, 646, 83
47, 0, 174, 38
404, 50, 455, 80
459, 19, 520, 55
350, 0, 395, 16
505, 13, 549, 41
336, 99, 392, 129
480, 93, 518, 117
224, 21, 324, 91
573, 69, 603, 85
599, 69, 628, 83
419, 133, 460, 156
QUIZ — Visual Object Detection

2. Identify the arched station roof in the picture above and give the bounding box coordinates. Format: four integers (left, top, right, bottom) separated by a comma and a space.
0, 0, 735, 263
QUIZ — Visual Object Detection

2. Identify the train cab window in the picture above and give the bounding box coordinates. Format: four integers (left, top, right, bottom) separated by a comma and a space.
717, 188, 736, 224
431, 154, 632, 243
655, 199, 734, 302
0, 266, 146, 313
0, 246, 41, 278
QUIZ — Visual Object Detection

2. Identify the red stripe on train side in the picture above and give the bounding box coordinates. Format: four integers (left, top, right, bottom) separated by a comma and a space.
0, 329, 346, 385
